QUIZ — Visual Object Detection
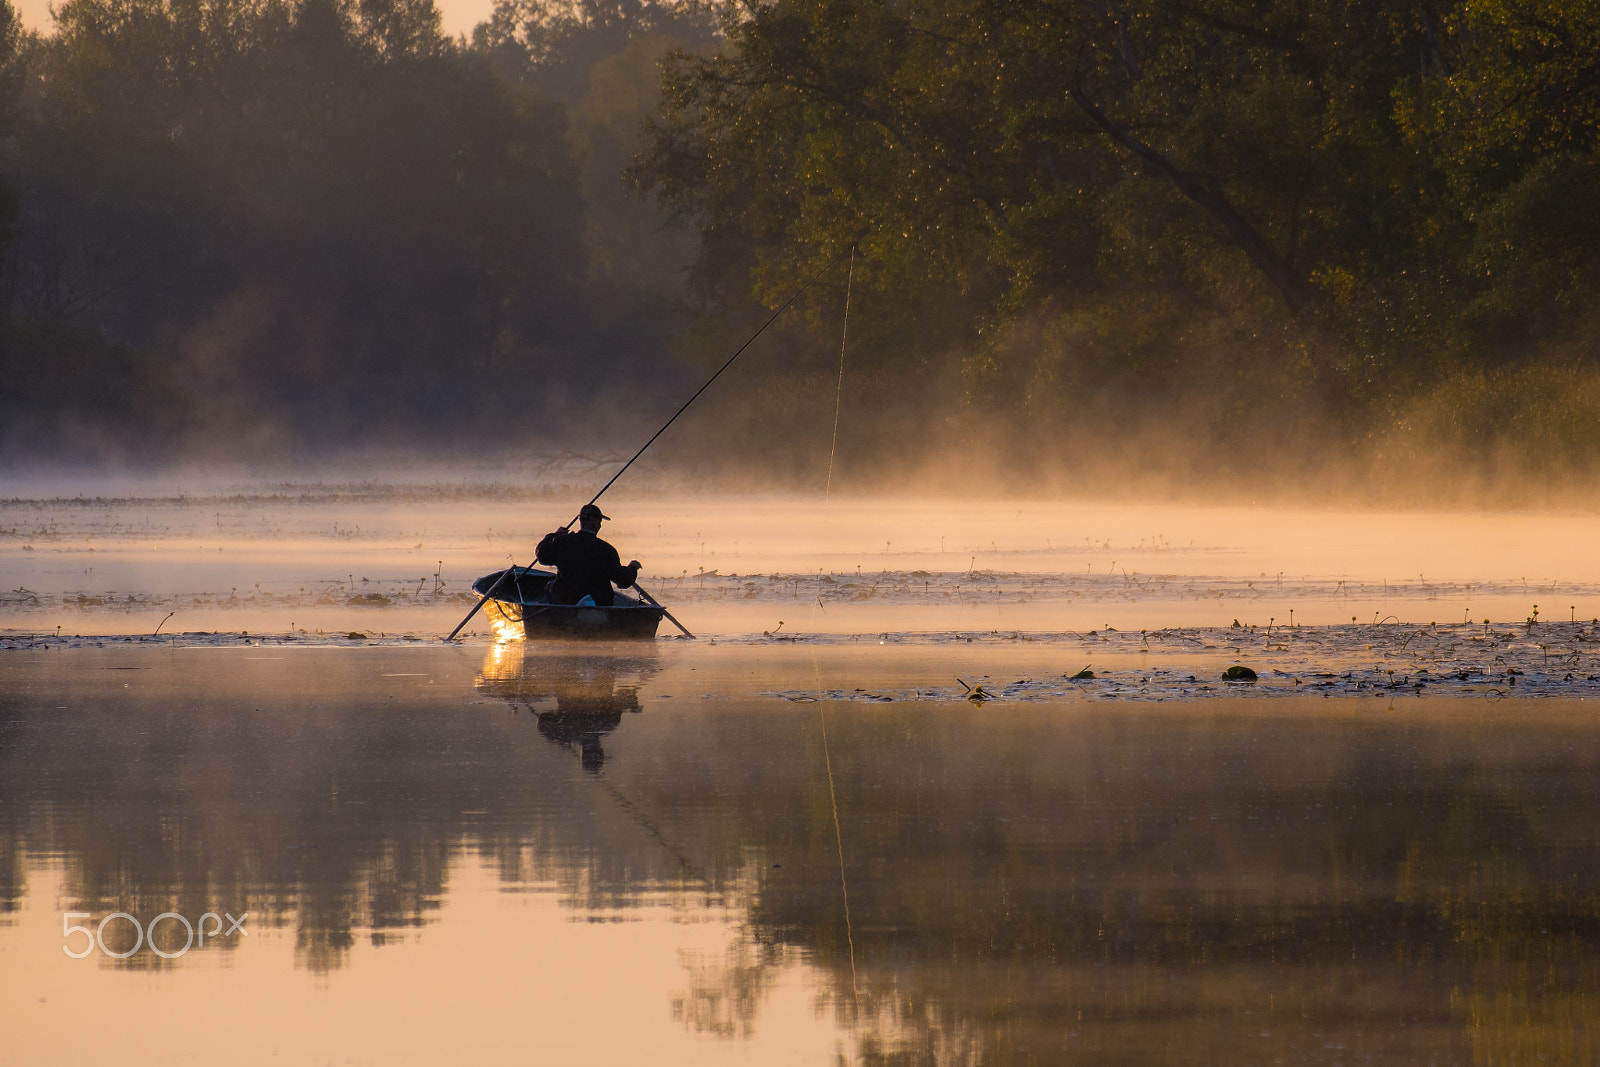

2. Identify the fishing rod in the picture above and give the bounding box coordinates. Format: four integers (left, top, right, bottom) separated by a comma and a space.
444, 247, 850, 642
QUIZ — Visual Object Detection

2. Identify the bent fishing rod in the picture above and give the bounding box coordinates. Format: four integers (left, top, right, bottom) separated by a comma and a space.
444, 248, 849, 642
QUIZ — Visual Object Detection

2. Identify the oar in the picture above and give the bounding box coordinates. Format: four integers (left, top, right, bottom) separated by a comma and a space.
445, 563, 525, 642
634, 583, 694, 639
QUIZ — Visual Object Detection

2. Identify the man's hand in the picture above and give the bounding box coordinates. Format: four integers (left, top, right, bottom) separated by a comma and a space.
627, 560, 640, 570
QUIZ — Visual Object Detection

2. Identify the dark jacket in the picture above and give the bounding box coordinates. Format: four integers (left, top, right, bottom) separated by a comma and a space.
535, 529, 639, 606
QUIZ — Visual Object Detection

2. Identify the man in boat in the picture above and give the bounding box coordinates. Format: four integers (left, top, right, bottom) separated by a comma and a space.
535, 504, 642, 607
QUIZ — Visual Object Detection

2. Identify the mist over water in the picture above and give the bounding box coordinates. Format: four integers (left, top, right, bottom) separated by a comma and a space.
5, 476, 1600, 637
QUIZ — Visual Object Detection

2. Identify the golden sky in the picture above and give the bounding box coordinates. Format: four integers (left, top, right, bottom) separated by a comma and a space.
18, 0, 495, 39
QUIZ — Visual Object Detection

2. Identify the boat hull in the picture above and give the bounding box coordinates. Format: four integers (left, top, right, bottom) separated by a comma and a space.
472, 568, 665, 641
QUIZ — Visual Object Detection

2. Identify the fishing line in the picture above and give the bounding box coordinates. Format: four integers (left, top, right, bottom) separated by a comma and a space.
824, 245, 855, 502
809, 242, 857, 629
817, 702, 862, 1014
582, 246, 852, 518
592, 773, 700, 879
808, 248, 861, 1014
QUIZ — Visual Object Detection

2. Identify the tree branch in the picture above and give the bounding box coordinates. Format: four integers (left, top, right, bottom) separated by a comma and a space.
1067, 80, 1317, 322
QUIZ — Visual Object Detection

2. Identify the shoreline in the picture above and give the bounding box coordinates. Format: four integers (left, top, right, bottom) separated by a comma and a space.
7, 620, 1598, 701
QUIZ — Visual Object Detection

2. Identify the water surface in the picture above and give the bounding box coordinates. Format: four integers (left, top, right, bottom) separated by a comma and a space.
7, 490, 1600, 635
3, 643, 1598, 1063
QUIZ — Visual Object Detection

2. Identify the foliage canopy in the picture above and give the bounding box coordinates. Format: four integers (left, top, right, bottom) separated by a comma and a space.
630, 0, 1600, 484
0, 0, 1597, 488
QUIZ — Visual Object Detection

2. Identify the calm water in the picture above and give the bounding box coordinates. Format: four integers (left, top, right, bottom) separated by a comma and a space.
8, 492, 1600, 636
3, 643, 1599, 1064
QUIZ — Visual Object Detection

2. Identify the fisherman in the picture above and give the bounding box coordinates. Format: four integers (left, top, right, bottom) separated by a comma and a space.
535, 504, 641, 607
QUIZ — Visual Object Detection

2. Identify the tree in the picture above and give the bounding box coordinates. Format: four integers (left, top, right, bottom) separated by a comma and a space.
0, 0, 696, 458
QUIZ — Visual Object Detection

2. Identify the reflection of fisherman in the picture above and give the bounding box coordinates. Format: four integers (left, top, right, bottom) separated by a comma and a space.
534, 661, 646, 774
536, 709, 625, 774
535, 504, 641, 607
476, 645, 655, 776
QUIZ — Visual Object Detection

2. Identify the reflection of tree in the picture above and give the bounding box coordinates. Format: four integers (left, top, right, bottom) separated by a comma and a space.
8, 663, 1600, 1061
0, 651, 682, 972
0, 716, 22, 921
0, 840, 21, 922
670, 937, 786, 1039
475, 642, 657, 774
1466, 968, 1600, 1065
2, 703, 466, 972
612, 708, 1600, 1063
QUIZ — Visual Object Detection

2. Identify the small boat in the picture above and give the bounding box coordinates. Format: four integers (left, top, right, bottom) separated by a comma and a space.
471, 567, 665, 640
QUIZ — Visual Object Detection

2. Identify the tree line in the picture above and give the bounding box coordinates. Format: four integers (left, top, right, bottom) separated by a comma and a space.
630, 0, 1600, 490
1, 0, 1596, 489
0, 0, 714, 463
